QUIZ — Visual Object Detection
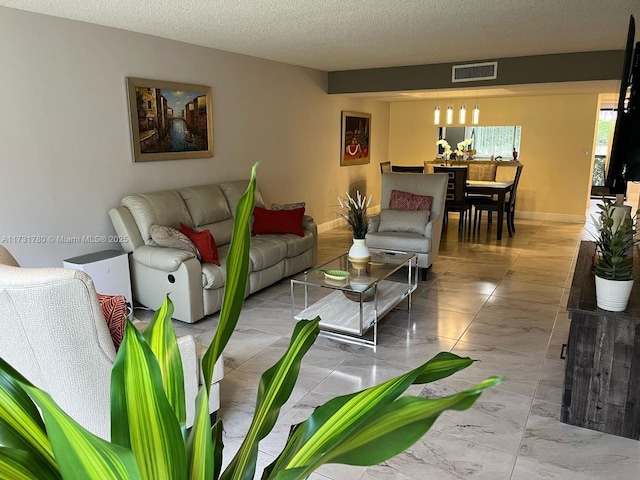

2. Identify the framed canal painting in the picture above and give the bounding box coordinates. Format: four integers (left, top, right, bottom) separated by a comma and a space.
127, 77, 213, 162
340, 111, 371, 166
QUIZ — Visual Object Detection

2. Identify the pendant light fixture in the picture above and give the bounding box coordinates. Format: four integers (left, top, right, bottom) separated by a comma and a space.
446, 101, 454, 125
434, 94, 440, 125
472, 90, 480, 125
459, 104, 466, 124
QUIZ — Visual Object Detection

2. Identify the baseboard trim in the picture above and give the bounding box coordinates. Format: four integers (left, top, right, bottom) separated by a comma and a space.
318, 218, 344, 233
516, 211, 585, 224
319, 209, 584, 231
318, 205, 381, 233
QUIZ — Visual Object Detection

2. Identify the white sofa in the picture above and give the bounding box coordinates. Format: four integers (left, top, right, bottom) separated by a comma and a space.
109, 179, 317, 323
0, 245, 223, 441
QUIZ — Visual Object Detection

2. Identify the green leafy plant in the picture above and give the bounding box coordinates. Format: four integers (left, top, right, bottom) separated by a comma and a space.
337, 191, 372, 239
593, 198, 640, 280
0, 164, 502, 479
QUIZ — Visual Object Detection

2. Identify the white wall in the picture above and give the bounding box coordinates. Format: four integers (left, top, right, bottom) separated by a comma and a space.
0, 7, 389, 266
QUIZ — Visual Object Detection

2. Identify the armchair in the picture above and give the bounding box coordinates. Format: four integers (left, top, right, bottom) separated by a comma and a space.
0, 245, 223, 441
365, 173, 448, 280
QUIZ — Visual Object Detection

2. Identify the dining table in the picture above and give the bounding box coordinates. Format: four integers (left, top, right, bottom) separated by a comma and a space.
466, 179, 515, 240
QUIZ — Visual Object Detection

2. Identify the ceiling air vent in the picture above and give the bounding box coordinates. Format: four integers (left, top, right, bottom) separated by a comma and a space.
451, 61, 498, 83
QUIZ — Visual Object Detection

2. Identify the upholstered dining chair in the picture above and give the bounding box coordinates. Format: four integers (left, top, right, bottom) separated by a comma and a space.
472, 164, 524, 236
391, 165, 425, 173
433, 165, 472, 235
380, 161, 392, 173
0, 245, 223, 440
366, 172, 448, 281
467, 162, 497, 181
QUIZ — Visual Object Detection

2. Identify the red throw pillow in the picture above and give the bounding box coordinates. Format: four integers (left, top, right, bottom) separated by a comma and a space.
389, 190, 433, 211
252, 206, 305, 237
98, 294, 128, 350
179, 223, 220, 265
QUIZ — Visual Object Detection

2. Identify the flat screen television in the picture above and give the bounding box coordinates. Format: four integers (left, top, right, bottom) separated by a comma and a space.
605, 15, 640, 195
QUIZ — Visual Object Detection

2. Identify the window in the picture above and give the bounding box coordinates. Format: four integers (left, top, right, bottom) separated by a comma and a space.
592, 109, 617, 188
469, 126, 521, 159
438, 126, 522, 159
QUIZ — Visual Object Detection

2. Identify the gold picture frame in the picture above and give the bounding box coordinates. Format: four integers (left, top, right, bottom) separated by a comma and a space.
340, 111, 371, 166
127, 77, 213, 162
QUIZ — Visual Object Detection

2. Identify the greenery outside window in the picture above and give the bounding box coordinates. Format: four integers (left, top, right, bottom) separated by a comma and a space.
468, 126, 521, 159
438, 126, 522, 159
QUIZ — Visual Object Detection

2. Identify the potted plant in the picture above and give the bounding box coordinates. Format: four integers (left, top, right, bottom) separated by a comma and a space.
0, 164, 501, 479
593, 198, 640, 311
337, 190, 372, 269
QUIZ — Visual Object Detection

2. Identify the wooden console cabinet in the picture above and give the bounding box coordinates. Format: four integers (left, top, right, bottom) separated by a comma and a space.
562, 241, 640, 439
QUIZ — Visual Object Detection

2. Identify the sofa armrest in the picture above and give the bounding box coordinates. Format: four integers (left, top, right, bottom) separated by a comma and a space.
132, 245, 196, 272
367, 215, 380, 233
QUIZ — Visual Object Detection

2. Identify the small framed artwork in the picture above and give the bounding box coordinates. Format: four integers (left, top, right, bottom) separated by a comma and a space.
340, 111, 371, 166
127, 77, 213, 162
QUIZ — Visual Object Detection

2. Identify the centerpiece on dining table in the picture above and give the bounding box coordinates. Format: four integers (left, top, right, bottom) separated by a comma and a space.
337, 190, 372, 271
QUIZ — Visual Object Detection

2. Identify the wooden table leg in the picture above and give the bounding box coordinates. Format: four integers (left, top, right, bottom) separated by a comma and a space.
497, 192, 506, 240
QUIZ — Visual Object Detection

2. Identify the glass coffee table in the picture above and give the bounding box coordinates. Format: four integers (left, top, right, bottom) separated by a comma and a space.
290, 249, 418, 347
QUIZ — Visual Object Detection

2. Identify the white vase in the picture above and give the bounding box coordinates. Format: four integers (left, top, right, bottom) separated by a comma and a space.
348, 238, 371, 271
595, 275, 634, 312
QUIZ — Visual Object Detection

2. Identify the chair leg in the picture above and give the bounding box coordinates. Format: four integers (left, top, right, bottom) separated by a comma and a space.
421, 268, 427, 281
507, 208, 515, 236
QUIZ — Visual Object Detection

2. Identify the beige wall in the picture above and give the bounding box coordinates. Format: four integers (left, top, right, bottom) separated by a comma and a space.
389, 94, 602, 221
0, 7, 388, 266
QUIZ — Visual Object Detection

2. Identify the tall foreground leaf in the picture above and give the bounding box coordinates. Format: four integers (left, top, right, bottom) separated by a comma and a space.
0, 359, 59, 479
110, 322, 186, 479
142, 296, 187, 431
264, 353, 503, 479
202, 163, 258, 388
20, 385, 142, 480
220, 318, 320, 480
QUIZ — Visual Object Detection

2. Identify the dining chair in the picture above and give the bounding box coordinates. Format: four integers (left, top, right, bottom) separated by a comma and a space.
380, 161, 392, 173
432, 166, 471, 235
472, 164, 523, 236
391, 165, 425, 173
467, 162, 497, 181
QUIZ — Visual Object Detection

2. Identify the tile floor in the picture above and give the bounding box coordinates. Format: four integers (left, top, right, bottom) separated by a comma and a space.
146, 209, 640, 479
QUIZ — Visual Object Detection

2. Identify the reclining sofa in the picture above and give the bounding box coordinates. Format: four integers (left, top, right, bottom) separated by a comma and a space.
109, 180, 317, 323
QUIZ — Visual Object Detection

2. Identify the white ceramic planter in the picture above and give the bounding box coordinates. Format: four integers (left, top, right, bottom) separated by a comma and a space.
595, 275, 634, 312
348, 238, 371, 271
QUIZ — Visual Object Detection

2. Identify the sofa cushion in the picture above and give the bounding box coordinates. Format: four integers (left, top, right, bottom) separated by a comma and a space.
179, 185, 232, 227
219, 180, 267, 218
149, 224, 200, 260
201, 263, 225, 290
252, 206, 305, 237
378, 209, 430, 235
271, 202, 306, 211
366, 231, 431, 253
198, 219, 234, 248
249, 236, 287, 271
277, 231, 316, 258
122, 191, 193, 244
389, 190, 433, 211
180, 223, 220, 265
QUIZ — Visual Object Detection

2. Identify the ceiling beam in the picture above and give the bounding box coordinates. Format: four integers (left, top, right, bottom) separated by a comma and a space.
328, 50, 625, 94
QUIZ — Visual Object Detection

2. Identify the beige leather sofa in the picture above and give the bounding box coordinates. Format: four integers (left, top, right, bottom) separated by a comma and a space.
0, 245, 223, 441
109, 180, 317, 323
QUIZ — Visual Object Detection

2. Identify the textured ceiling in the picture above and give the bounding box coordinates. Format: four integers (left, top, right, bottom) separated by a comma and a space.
0, 0, 638, 72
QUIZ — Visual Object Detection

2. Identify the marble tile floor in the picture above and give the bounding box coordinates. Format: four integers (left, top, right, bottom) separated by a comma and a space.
137, 208, 640, 479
